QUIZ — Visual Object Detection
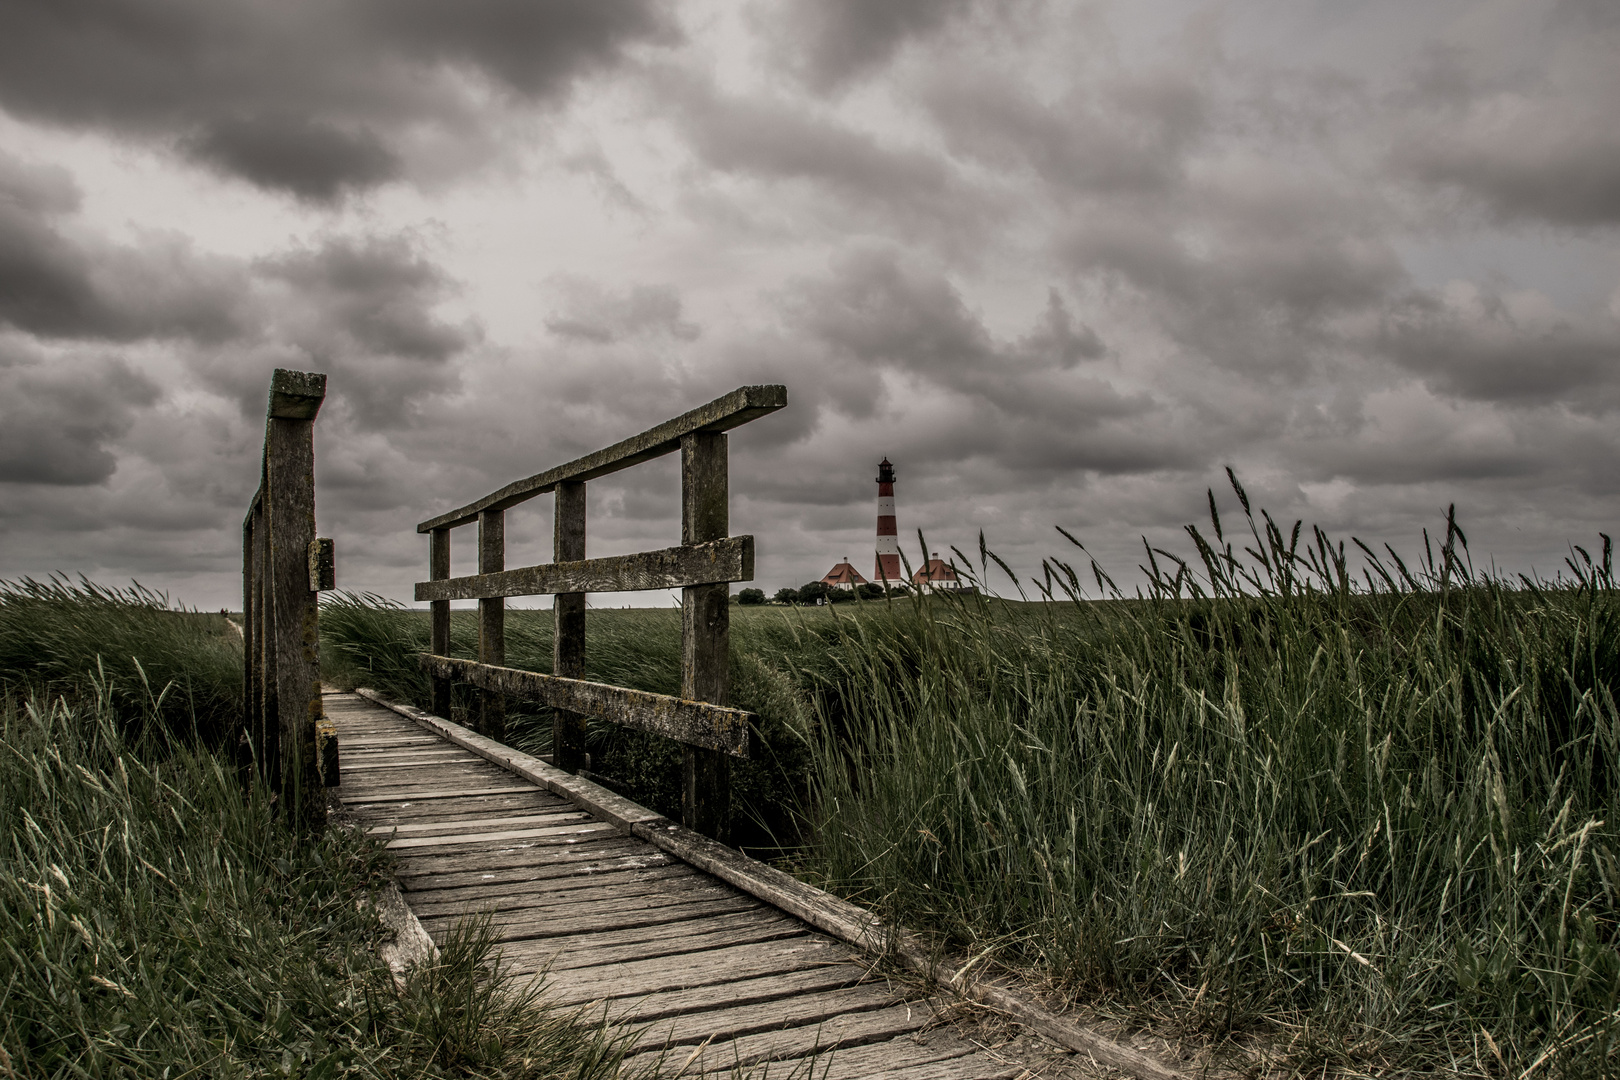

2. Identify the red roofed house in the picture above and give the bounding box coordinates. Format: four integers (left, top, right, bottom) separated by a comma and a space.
820, 558, 868, 591
912, 553, 965, 593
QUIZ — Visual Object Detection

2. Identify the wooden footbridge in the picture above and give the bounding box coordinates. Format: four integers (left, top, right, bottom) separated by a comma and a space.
327, 689, 1032, 1077
240, 370, 1175, 1080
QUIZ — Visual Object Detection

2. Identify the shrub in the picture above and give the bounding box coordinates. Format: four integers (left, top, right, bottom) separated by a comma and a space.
797, 581, 829, 606
773, 587, 800, 605
737, 587, 766, 605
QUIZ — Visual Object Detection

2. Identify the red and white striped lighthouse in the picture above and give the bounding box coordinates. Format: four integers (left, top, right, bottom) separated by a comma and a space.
874, 457, 901, 584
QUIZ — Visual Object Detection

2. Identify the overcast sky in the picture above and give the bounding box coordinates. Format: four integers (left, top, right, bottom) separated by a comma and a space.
2, 0, 1618, 609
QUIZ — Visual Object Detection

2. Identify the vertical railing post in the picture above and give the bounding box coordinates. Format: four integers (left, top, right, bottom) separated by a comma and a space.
478, 509, 506, 740
429, 527, 452, 719
553, 481, 588, 772
254, 481, 276, 791
265, 370, 327, 834
680, 430, 731, 840
241, 502, 258, 782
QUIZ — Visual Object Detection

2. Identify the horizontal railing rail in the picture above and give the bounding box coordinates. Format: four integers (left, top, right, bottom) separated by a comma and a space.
420, 655, 750, 757
413, 536, 753, 602
416, 384, 787, 840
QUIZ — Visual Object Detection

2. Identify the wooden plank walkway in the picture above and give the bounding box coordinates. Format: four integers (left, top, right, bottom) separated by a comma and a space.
326, 691, 1027, 1079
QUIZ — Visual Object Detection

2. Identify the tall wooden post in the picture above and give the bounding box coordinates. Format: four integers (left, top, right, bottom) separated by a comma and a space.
241, 503, 258, 781
681, 430, 731, 840
553, 481, 589, 772
265, 369, 326, 834
429, 527, 451, 719
478, 508, 506, 741
254, 474, 277, 791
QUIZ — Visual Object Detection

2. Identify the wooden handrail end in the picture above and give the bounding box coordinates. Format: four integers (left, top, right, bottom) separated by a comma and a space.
269, 368, 327, 420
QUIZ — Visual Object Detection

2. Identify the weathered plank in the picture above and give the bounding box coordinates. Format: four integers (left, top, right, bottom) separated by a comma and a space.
630, 982, 899, 1051
339, 756, 471, 771
267, 368, 326, 419
429, 527, 451, 718
385, 820, 618, 850
553, 479, 589, 773
406, 871, 724, 917
477, 508, 505, 740
413, 537, 755, 602
790, 1032, 993, 1080
265, 371, 324, 833
395, 847, 677, 893
830, 1050, 1025, 1080
404, 863, 696, 907
417, 384, 787, 532
241, 502, 259, 780
540, 937, 845, 1006
680, 429, 731, 839
367, 811, 589, 838
386, 833, 654, 876
445, 890, 756, 936
566, 963, 869, 1023
359, 796, 574, 824
417, 656, 751, 757
342, 785, 539, 804
648, 1002, 930, 1076
519, 912, 804, 973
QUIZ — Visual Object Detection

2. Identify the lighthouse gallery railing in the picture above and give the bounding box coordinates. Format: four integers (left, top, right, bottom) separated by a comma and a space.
412, 384, 787, 840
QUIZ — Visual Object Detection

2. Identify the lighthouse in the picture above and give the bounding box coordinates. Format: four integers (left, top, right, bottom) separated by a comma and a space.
874, 457, 901, 584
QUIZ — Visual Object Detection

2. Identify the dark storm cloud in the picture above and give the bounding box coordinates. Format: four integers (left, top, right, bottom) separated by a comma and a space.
759, 0, 976, 92
183, 115, 402, 202
1380, 286, 1620, 406
242, 235, 477, 425
1397, 130, 1620, 227
0, 151, 479, 436
260, 237, 472, 363
0, 0, 674, 199
0, 343, 158, 485
0, 150, 249, 342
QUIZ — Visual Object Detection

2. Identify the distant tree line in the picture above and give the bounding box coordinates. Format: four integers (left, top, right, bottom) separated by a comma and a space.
739, 582, 909, 606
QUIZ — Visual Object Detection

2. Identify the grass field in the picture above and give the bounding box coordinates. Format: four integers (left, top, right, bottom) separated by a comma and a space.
0, 578, 649, 1078
326, 487, 1620, 1077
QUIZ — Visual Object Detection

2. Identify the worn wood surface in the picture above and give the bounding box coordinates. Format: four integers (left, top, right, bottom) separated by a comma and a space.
429, 528, 451, 719
680, 430, 731, 840
307, 537, 335, 592
268, 368, 326, 420
241, 500, 260, 778
326, 690, 1029, 1079
552, 480, 588, 774
266, 391, 323, 833
417, 385, 787, 532
412, 536, 755, 602
354, 689, 1184, 1080
477, 509, 505, 741
418, 654, 751, 757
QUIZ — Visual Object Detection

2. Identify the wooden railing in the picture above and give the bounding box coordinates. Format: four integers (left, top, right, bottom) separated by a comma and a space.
242, 368, 337, 834
414, 384, 787, 840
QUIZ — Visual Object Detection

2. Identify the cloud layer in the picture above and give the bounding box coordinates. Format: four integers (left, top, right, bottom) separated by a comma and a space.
1, 0, 1618, 605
